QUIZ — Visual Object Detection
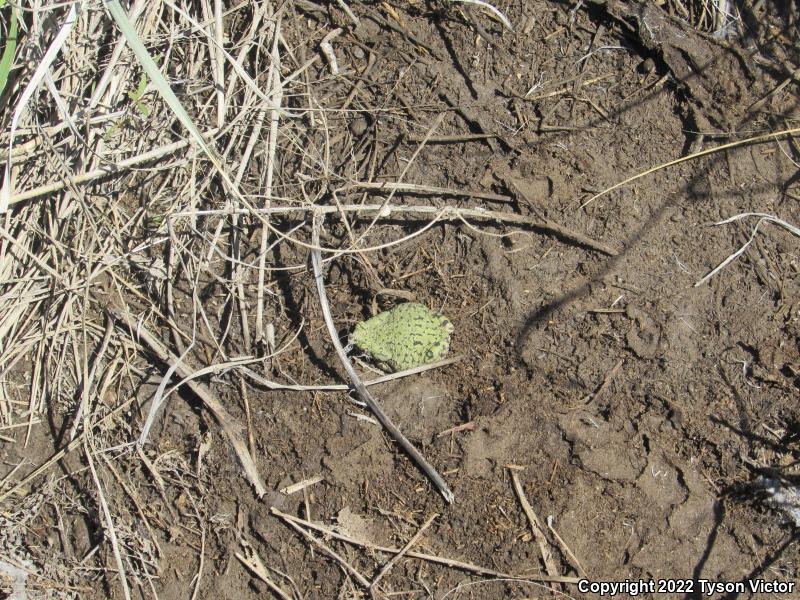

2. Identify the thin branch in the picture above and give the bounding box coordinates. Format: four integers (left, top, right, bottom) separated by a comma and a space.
256, 16, 283, 348
370, 513, 438, 590
85, 441, 132, 600
279, 507, 370, 588
271, 507, 581, 584
8, 130, 219, 206
107, 305, 267, 497
510, 470, 561, 592
337, 181, 513, 203
240, 355, 462, 392
582, 127, 800, 208
171, 203, 619, 257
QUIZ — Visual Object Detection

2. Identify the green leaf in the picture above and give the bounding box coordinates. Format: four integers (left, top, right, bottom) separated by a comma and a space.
127, 73, 148, 103
104, 1, 217, 164
127, 72, 151, 116
0, 2, 19, 97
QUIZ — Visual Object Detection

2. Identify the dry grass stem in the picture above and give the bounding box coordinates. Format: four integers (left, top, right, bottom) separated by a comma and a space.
437, 422, 476, 437
8, 130, 220, 206
278, 507, 371, 588
589, 359, 624, 405
241, 355, 462, 392
338, 181, 513, 203
451, 0, 514, 30
320, 28, 343, 75
280, 474, 325, 495
271, 507, 581, 585
405, 133, 500, 143
510, 470, 562, 592
370, 513, 438, 591
546, 518, 588, 580
256, 14, 283, 349
85, 441, 132, 600
0, 4, 78, 213
695, 213, 800, 286
235, 540, 294, 600
107, 305, 267, 497
171, 203, 618, 256
0, 393, 141, 504
582, 127, 800, 208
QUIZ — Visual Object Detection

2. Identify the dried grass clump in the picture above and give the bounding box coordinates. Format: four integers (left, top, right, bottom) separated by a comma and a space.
0, 478, 80, 599
0, 0, 521, 596
665, 0, 742, 37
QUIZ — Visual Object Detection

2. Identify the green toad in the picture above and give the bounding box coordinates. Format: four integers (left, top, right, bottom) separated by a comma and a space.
349, 302, 454, 372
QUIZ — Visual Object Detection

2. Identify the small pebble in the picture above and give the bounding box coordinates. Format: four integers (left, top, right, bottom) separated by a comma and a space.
350, 115, 369, 137
639, 58, 656, 74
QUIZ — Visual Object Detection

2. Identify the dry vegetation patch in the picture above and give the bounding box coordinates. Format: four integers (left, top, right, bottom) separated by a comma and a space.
0, 0, 798, 598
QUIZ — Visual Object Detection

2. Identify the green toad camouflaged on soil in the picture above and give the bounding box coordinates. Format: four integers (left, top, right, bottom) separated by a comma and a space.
349, 302, 454, 372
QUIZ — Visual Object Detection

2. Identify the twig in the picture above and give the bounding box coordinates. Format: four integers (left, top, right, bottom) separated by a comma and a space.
370, 513, 438, 591
0, 462, 27, 492
241, 355, 462, 392
279, 507, 371, 588
515, 75, 612, 101
361, 7, 442, 59
355, 113, 447, 247
85, 441, 132, 600
546, 516, 588, 579
450, 0, 513, 30
107, 305, 267, 497
320, 28, 343, 75
0, 110, 126, 163
310, 214, 454, 503
335, 0, 360, 26
170, 203, 618, 256
138, 340, 194, 447
589, 359, 623, 405
348, 411, 379, 425
240, 381, 256, 459
582, 127, 800, 208
256, 17, 283, 349
337, 181, 513, 203
191, 525, 206, 600
271, 507, 580, 584
0, 2, 79, 214
438, 92, 503, 153
235, 539, 293, 600
7, 129, 220, 206
101, 453, 163, 558
748, 74, 795, 114
437, 422, 475, 437
0, 393, 140, 503
496, 176, 620, 257
509, 470, 561, 593
404, 133, 500, 144
280, 474, 324, 495
213, 0, 225, 129
695, 213, 800, 287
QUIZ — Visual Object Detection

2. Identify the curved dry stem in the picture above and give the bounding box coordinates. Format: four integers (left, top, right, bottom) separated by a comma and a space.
582, 127, 800, 208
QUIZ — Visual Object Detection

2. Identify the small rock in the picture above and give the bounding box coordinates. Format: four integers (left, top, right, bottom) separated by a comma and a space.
350, 114, 369, 137
639, 57, 656, 74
